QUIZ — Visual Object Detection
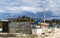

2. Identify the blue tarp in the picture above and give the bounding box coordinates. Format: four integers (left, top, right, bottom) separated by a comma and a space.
34, 20, 41, 24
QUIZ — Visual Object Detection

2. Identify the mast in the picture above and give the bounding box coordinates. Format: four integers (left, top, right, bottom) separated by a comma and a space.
44, 8, 46, 23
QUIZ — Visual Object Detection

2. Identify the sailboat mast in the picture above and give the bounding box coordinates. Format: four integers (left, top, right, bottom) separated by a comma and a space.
44, 8, 46, 23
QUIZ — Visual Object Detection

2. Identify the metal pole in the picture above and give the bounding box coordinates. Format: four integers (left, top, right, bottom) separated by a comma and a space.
44, 8, 46, 23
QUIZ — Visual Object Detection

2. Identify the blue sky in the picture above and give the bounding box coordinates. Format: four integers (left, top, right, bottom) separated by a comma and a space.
0, 0, 60, 20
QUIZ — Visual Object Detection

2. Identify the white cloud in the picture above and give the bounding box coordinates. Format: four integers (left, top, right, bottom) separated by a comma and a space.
49, 0, 60, 16
20, 6, 43, 14
0, 0, 60, 18
3, 6, 42, 14
0, 0, 49, 14
3, 6, 50, 14
0, 9, 5, 12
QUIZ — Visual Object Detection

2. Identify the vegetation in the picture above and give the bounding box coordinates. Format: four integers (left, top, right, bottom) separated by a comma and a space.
8, 15, 35, 24
7, 15, 60, 24
45, 19, 60, 24
0, 20, 2, 28
51, 19, 60, 24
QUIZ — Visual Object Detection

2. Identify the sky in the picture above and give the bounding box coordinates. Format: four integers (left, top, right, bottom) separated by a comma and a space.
0, 0, 60, 20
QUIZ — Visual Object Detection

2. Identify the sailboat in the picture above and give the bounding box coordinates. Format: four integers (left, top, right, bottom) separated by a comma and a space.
32, 7, 49, 34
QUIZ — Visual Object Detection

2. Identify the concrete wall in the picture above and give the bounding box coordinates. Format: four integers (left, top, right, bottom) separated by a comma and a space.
9, 22, 32, 34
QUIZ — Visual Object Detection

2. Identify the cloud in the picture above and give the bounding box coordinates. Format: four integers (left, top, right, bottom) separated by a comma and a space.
0, 9, 5, 12
0, 0, 50, 14
49, 0, 60, 16
3, 6, 50, 14
0, 0, 60, 19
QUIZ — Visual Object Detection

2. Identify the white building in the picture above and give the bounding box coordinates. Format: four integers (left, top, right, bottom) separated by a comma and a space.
32, 23, 49, 34
32, 29, 42, 34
